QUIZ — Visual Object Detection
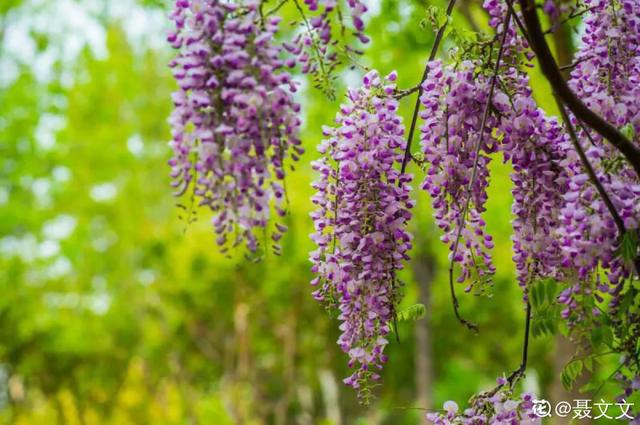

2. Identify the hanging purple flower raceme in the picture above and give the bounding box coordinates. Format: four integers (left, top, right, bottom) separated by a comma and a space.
495, 85, 569, 289
167, 0, 303, 253
420, 60, 497, 292
425, 379, 541, 425
556, 0, 640, 310
482, 0, 569, 290
310, 70, 413, 400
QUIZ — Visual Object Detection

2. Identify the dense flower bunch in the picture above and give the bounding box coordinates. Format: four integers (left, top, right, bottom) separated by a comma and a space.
167, 0, 303, 253
483, 0, 531, 64
309, 70, 413, 398
496, 86, 569, 289
420, 60, 498, 292
419, 0, 639, 415
483, 0, 570, 290
426, 379, 540, 425
481, 0, 569, 290
556, 0, 640, 314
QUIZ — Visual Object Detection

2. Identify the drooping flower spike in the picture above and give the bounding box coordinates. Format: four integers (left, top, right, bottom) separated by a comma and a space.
167, 0, 303, 253
310, 69, 413, 400
420, 60, 498, 293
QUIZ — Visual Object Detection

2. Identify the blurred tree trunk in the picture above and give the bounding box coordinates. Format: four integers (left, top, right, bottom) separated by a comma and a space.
54, 394, 66, 425
274, 310, 297, 425
460, 0, 481, 33
231, 301, 251, 424
318, 369, 342, 425
413, 248, 436, 409
550, 336, 592, 425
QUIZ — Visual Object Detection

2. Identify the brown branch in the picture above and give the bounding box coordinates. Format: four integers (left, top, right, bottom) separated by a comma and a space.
483, 300, 531, 396
517, 0, 640, 178
508, 300, 531, 385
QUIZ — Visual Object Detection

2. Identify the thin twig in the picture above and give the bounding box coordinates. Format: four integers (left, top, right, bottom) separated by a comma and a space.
508, 301, 531, 386
543, 6, 595, 34
504, 0, 530, 43
558, 55, 592, 71
265, 0, 289, 17
394, 85, 421, 100
480, 301, 531, 399
557, 101, 626, 237
447, 8, 513, 332
399, 0, 458, 175
292, 0, 330, 91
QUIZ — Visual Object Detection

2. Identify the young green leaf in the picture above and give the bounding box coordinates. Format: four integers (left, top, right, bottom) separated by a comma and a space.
396, 304, 427, 322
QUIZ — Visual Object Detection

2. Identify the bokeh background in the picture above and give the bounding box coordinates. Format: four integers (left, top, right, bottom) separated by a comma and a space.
0, 0, 625, 423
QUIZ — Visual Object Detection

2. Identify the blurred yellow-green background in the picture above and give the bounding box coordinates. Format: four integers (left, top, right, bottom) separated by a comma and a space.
0, 0, 626, 423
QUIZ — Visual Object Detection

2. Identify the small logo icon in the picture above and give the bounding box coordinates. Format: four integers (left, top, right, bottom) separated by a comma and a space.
532, 399, 552, 417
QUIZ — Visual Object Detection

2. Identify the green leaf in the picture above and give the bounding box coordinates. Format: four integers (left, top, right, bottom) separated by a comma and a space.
529, 279, 560, 338
591, 327, 604, 348
530, 278, 559, 312
530, 283, 541, 310
396, 304, 426, 322
579, 380, 600, 393
544, 279, 558, 304
424, 5, 450, 32
621, 122, 636, 140
616, 230, 639, 264
583, 356, 593, 372
561, 360, 583, 390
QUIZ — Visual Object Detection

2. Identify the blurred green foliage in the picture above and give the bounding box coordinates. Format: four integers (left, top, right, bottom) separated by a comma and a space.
0, 0, 626, 424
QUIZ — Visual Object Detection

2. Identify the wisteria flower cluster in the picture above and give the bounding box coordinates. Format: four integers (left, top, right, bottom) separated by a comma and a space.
425, 382, 541, 425
420, 60, 498, 292
167, 0, 303, 253
557, 0, 640, 309
496, 75, 569, 290
309, 69, 413, 399
164, 0, 640, 411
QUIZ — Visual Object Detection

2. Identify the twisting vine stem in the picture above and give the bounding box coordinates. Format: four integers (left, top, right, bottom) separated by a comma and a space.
508, 300, 531, 385
517, 0, 640, 178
